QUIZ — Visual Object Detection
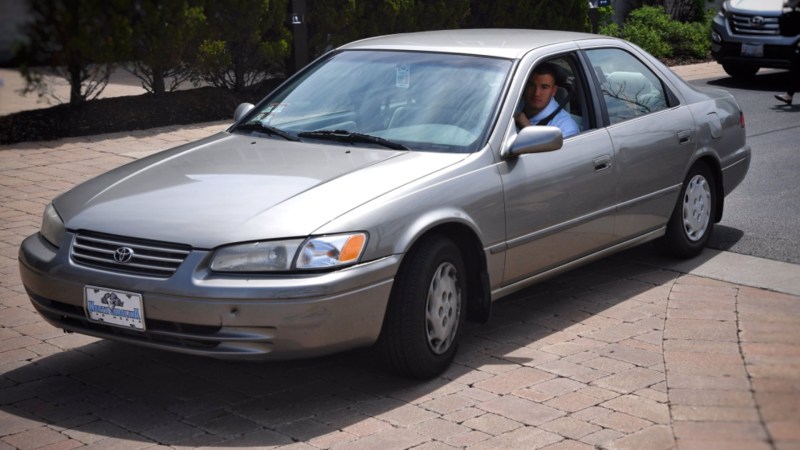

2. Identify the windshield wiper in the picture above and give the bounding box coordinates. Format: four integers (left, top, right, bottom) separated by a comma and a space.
297, 130, 409, 150
234, 122, 300, 141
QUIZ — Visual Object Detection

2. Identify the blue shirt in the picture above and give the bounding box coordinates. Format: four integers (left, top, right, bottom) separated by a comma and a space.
528, 97, 580, 138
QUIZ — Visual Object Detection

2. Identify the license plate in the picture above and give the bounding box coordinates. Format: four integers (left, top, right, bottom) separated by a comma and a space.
85, 286, 145, 331
741, 43, 763, 57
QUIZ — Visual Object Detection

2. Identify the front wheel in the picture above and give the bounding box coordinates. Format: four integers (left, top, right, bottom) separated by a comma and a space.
656, 162, 717, 258
722, 63, 759, 80
377, 235, 466, 379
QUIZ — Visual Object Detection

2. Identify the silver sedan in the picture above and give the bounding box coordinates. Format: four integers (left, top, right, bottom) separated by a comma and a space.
19, 29, 750, 378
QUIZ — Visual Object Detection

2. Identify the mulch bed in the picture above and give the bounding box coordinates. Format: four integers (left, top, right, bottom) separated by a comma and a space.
0, 81, 283, 145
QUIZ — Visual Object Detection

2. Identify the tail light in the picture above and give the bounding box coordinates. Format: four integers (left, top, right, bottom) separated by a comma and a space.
739, 111, 745, 128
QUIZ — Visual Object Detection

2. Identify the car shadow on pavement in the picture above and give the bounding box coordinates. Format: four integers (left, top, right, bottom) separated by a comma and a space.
707, 224, 745, 252
708, 69, 792, 93
1, 243, 713, 447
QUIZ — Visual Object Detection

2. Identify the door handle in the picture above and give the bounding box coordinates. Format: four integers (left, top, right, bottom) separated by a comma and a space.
593, 155, 612, 171
677, 130, 692, 145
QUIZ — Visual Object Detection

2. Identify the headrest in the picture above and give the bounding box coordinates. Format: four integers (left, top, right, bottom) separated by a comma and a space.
555, 86, 570, 105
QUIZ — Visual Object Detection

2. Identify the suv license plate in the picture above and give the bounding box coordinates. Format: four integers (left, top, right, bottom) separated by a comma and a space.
85, 286, 146, 331
741, 43, 763, 57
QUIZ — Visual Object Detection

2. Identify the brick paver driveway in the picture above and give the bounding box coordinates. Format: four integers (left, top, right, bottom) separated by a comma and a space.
1, 123, 798, 449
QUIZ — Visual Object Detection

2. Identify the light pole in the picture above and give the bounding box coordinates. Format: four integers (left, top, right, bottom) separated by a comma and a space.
290, 0, 308, 74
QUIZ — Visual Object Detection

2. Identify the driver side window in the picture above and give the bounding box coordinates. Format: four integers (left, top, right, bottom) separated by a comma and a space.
518, 54, 594, 137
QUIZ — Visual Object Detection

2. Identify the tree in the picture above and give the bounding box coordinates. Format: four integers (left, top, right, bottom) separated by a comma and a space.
469, 0, 587, 31
306, 0, 470, 59
613, 0, 707, 23
16, 0, 131, 106
194, 0, 291, 91
126, 0, 205, 96
664, 0, 705, 22
600, 5, 711, 60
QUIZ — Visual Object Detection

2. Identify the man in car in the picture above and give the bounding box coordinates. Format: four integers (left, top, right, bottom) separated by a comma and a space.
515, 63, 580, 138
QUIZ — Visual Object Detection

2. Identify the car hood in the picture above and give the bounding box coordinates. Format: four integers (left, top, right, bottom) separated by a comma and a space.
57, 133, 466, 248
728, 0, 783, 14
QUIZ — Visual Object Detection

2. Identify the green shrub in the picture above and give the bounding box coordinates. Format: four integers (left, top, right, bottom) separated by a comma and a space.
600, 5, 712, 61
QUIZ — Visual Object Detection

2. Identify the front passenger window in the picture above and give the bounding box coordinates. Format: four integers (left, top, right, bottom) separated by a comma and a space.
586, 49, 669, 125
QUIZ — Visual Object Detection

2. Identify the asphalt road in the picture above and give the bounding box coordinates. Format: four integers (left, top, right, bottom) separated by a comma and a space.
692, 69, 800, 265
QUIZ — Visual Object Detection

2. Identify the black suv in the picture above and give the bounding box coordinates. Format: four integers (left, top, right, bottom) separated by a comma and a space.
711, 0, 800, 79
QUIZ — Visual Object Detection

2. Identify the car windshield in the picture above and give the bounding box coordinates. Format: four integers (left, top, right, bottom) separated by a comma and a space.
235, 50, 512, 153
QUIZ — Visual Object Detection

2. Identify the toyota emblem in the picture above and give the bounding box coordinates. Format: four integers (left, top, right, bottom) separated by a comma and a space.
114, 247, 135, 263
751, 16, 765, 26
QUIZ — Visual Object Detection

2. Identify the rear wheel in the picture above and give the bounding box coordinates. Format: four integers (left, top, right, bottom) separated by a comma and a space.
377, 235, 465, 379
656, 162, 717, 258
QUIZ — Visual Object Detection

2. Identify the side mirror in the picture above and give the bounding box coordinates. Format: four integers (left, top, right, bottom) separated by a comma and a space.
501, 125, 563, 159
233, 103, 255, 122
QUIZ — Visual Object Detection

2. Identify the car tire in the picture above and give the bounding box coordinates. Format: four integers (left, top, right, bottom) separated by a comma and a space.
656, 162, 717, 258
722, 63, 759, 80
377, 235, 465, 379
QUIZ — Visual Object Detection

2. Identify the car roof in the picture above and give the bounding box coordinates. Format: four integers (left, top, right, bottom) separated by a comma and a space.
339, 29, 600, 59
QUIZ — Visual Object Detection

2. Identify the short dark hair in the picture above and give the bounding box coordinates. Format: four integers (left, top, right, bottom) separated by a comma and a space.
532, 62, 561, 85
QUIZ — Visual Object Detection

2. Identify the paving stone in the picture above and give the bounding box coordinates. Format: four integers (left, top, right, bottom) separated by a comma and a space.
570, 406, 613, 422
543, 391, 603, 413
579, 428, 625, 447
667, 373, 751, 391
461, 412, 521, 436
598, 343, 663, 367
580, 355, 636, 374
665, 318, 739, 341
330, 427, 428, 450
601, 394, 670, 424
1, 426, 66, 449
441, 407, 484, 425
472, 366, 555, 394
478, 396, 565, 426
468, 426, 561, 450
593, 367, 665, 394
675, 440, 773, 450
536, 359, 609, 383
590, 411, 652, 433
528, 377, 586, 397
540, 416, 601, 440
442, 429, 492, 447
672, 405, 761, 421
540, 440, 596, 450
669, 388, 755, 407
608, 424, 675, 450
673, 421, 769, 441
376, 403, 439, 428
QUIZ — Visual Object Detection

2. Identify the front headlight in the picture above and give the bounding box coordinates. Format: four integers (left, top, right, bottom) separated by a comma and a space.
296, 233, 367, 269
41, 203, 66, 248
210, 239, 304, 272
718, 2, 728, 17
209, 233, 367, 273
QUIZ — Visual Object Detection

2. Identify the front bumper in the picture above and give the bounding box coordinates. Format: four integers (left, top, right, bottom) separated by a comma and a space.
19, 232, 399, 360
711, 17, 799, 69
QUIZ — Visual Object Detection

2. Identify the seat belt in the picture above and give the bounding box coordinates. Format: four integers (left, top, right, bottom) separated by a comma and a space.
536, 94, 569, 126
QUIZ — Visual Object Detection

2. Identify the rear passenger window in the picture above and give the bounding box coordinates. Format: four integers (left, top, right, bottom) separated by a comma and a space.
586, 48, 669, 125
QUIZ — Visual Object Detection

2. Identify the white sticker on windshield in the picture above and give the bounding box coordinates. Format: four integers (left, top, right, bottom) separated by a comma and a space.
396, 65, 410, 88
264, 103, 288, 114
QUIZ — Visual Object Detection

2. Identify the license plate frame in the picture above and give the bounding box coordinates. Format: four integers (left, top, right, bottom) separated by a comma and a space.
741, 43, 764, 57
84, 286, 146, 331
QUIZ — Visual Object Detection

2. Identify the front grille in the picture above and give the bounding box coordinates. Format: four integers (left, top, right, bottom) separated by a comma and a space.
71, 232, 191, 277
729, 13, 780, 35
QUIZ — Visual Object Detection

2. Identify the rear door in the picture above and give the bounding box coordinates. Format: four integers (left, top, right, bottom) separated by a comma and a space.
583, 47, 696, 240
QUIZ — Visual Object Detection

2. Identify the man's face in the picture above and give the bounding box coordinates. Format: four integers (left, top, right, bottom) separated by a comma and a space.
524, 72, 557, 114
